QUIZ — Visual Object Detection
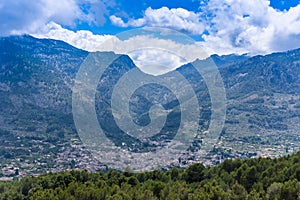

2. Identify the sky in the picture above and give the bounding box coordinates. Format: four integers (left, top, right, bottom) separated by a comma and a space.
1, 0, 300, 73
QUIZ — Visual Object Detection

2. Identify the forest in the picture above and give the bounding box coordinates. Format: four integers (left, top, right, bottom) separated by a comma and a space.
0, 151, 300, 200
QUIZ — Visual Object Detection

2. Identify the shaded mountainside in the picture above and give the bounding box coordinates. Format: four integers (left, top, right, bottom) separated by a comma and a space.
177, 48, 300, 159
1, 151, 300, 199
0, 35, 299, 173
0, 35, 87, 126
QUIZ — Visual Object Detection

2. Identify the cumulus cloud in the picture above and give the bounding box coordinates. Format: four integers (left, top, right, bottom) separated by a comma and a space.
32, 22, 115, 52
109, 1, 300, 56
95, 33, 208, 75
0, 0, 111, 36
199, 0, 300, 55
129, 49, 187, 75
110, 7, 205, 35
33, 23, 207, 75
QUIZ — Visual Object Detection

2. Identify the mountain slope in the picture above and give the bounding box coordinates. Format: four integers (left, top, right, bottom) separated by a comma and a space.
208, 49, 299, 159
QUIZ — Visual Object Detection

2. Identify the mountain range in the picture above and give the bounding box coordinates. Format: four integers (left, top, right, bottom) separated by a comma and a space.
0, 35, 299, 173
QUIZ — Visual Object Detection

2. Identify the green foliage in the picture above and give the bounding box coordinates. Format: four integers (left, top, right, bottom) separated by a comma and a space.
185, 163, 205, 183
1, 151, 300, 200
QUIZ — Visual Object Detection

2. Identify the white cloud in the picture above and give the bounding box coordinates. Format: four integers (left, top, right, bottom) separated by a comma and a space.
129, 49, 187, 75
33, 23, 207, 75
110, 7, 205, 35
32, 22, 115, 52
0, 0, 112, 36
95, 33, 209, 75
109, 15, 128, 27
200, 0, 300, 55
109, 1, 300, 56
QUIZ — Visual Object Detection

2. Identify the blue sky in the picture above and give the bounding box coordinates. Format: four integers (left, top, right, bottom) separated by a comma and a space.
73, 0, 300, 36
75, 0, 204, 35
1, 0, 300, 58
270, 0, 300, 10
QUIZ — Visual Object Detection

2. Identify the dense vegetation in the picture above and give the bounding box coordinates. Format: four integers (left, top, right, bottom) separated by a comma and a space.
0, 151, 299, 200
